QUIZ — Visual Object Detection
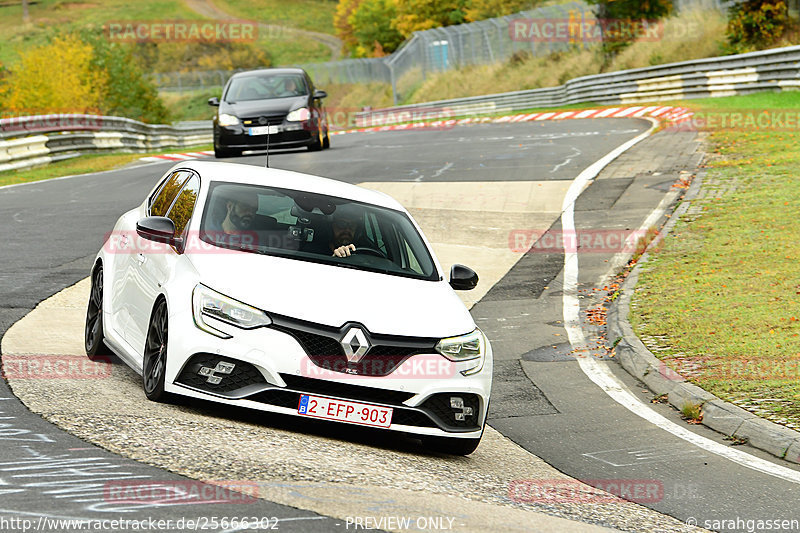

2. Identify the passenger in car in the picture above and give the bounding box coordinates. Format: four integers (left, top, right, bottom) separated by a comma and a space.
204, 190, 259, 249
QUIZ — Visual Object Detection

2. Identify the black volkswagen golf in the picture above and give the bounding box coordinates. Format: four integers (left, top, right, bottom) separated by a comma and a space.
209, 68, 330, 158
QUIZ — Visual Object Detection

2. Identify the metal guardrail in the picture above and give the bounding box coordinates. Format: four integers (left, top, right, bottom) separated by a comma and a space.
5, 43, 800, 172
0, 115, 212, 172
354, 45, 800, 126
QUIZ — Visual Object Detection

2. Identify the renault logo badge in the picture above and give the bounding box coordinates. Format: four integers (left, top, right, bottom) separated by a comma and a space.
341, 327, 370, 363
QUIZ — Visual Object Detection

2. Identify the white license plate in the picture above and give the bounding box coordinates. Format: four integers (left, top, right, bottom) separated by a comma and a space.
248, 125, 279, 135
297, 394, 393, 428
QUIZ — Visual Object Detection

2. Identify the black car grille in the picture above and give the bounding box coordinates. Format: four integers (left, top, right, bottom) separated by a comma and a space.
270, 315, 438, 377
283, 328, 342, 357
175, 353, 267, 394
420, 393, 481, 430
242, 114, 285, 126
279, 374, 414, 406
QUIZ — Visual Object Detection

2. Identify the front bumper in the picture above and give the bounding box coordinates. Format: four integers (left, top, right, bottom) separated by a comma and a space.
164, 306, 492, 439
215, 123, 317, 150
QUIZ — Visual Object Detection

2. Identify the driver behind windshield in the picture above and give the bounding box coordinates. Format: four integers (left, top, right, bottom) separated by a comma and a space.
330, 211, 358, 257
301, 205, 363, 258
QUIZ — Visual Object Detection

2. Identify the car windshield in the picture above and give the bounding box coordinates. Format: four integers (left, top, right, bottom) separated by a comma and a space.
199, 182, 439, 281
224, 73, 308, 102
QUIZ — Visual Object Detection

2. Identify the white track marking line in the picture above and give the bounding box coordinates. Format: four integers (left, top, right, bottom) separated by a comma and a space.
431, 162, 454, 179
551, 147, 581, 173
559, 120, 800, 485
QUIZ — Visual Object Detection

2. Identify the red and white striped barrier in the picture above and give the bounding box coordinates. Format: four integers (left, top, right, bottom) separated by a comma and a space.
330, 105, 693, 136
140, 150, 214, 162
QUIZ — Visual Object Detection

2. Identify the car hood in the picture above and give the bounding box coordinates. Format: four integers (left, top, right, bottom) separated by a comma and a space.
188, 251, 475, 338
222, 96, 307, 117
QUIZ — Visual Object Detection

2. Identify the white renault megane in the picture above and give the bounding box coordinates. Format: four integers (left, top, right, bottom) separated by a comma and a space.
86, 161, 492, 454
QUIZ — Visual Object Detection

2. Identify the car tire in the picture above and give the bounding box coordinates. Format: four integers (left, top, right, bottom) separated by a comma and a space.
322, 128, 330, 149
214, 145, 240, 158
85, 264, 111, 360
422, 434, 482, 456
307, 128, 323, 152
143, 298, 171, 403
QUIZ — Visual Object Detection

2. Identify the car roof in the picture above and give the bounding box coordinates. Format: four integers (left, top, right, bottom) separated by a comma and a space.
230, 68, 306, 78
174, 161, 403, 211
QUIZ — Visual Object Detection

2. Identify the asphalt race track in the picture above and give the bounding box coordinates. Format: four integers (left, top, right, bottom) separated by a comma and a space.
2, 119, 800, 532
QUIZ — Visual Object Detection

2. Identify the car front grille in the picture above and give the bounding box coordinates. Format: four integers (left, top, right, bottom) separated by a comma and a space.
269, 314, 438, 377
242, 114, 285, 126
279, 374, 415, 406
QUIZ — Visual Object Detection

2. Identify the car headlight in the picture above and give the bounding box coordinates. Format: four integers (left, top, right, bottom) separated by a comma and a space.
217, 113, 240, 126
436, 329, 486, 376
286, 107, 310, 122
192, 284, 271, 338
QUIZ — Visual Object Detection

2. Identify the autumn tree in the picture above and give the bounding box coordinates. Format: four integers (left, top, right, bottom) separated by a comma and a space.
350, 0, 404, 56
3, 34, 107, 114
465, 0, 541, 22
393, 0, 469, 36
334, 0, 364, 53
2, 33, 170, 122
726, 0, 791, 53
585, 0, 673, 60
82, 31, 170, 123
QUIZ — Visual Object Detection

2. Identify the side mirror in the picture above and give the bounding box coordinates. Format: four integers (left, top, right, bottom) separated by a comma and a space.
313, 90, 328, 100
449, 264, 478, 291
208, 97, 220, 106
137, 216, 180, 246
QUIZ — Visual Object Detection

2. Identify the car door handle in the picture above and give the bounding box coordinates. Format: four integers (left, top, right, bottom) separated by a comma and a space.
136, 253, 147, 265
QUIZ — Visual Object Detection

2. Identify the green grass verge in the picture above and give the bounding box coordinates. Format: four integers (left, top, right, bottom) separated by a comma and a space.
212, 0, 336, 35
0, 144, 212, 188
0, 0, 203, 65
629, 91, 800, 430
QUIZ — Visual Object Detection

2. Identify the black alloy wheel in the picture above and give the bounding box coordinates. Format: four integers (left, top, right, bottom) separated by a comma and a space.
143, 299, 171, 402
85, 265, 110, 359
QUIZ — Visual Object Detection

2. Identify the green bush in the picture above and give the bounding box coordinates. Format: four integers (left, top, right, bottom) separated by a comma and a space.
81, 31, 170, 124
726, 0, 791, 53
